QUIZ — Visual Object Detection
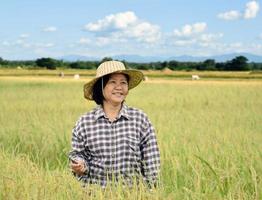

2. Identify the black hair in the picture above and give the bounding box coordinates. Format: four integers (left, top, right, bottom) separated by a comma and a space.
92, 74, 110, 105
92, 73, 130, 105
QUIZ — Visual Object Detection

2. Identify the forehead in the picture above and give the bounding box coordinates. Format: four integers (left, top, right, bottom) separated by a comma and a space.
109, 73, 127, 80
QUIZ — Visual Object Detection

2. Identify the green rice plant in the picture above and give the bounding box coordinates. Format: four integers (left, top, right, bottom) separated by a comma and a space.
0, 77, 261, 199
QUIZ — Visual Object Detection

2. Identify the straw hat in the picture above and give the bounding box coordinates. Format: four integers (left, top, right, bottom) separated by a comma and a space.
84, 61, 144, 100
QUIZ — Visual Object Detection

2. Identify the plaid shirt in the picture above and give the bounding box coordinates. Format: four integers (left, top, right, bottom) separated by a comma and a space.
68, 104, 160, 187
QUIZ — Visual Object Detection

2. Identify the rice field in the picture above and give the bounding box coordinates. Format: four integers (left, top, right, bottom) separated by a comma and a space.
0, 75, 261, 199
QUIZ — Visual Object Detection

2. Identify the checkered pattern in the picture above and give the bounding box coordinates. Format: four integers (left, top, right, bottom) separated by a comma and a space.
68, 104, 160, 187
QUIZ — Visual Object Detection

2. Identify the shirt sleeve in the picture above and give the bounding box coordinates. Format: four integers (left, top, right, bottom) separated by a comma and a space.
68, 117, 90, 176
139, 113, 161, 187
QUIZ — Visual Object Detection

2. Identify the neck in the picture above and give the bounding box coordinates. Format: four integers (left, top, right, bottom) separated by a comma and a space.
102, 101, 122, 121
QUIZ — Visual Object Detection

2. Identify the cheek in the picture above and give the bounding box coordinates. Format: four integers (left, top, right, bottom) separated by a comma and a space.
124, 89, 129, 96
103, 86, 111, 97
123, 86, 129, 94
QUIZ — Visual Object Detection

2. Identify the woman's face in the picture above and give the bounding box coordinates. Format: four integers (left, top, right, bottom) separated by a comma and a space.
103, 73, 128, 106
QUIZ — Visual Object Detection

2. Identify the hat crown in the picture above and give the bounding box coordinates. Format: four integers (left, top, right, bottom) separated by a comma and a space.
96, 61, 126, 78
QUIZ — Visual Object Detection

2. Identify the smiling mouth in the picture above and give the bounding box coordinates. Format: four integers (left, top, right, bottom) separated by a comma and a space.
112, 92, 123, 96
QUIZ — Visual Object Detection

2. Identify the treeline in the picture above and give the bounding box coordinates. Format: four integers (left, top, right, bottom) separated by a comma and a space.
0, 56, 262, 71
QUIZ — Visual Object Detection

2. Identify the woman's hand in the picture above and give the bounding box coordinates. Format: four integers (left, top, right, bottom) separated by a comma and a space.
70, 159, 87, 176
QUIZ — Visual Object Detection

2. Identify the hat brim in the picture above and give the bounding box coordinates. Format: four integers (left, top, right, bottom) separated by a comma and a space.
84, 69, 144, 100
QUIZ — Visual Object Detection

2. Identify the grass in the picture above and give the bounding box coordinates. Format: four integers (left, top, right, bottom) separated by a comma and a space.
0, 75, 261, 199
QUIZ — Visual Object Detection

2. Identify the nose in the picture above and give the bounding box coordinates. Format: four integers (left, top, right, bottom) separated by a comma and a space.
114, 83, 122, 90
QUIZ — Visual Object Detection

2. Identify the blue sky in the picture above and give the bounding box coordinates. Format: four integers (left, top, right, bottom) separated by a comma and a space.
0, 0, 261, 60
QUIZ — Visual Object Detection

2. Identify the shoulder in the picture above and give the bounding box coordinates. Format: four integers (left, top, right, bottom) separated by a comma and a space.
125, 105, 149, 121
74, 107, 98, 126
126, 105, 155, 134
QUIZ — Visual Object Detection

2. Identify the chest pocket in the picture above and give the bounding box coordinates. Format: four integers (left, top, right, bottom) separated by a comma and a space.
126, 135, 140, 156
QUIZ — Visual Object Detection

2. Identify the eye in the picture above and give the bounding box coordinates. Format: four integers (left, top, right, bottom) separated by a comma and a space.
121, 81, 128, 85
108, 80, 116, 84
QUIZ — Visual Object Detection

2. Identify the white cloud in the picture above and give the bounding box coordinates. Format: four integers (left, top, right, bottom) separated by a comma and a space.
78, 37, 91, 45
43, 43, 54, 47
174, 22, 207, 37
171, 33, 223, 48
2, 41, 11, 46
229, 42, 243, 48
19, 34, 30, 38
43, 26, 57, 32
211, 42, 262, 55
15, 39, 25, 45
84, 11, 137, 31
170, 22, 223, 49
96, 37, 111, 46
124, 22, 161, 43
26, 43, 53, 48
83, 11, 161, 44
2, 39, 54, 49
217, 10, 241, 20
199, 33, 224, 43
193, 23, 207, 33
174, 39, 196, 46
251, 43, 262, 50
22, 43, 32, 48
217, 1, 259, 20
244, 1, 260, 19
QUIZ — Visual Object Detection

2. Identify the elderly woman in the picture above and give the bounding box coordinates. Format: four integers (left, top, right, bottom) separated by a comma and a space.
68, 60, 160, 187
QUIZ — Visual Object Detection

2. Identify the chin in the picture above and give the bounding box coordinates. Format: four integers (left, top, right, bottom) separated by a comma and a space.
113, 100, 123, 104
112, 98, 124, 104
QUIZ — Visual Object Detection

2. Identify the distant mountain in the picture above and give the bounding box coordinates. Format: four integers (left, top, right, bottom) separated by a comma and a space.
59, 54, 164, 63
167, 53, 262, 62
167, 55, 206, 62
60, 54, 99, 61
59, 53, 262, 63
112, 54, 164, 63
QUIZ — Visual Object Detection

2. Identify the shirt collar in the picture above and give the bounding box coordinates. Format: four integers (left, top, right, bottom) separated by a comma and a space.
118, 104, 130, 120
94, 105, 105, 121
94, 103, 130, 121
